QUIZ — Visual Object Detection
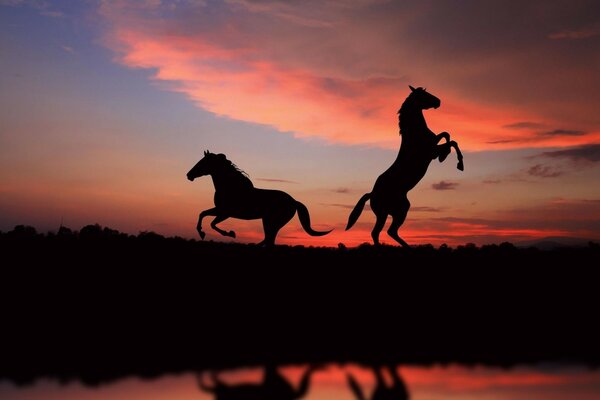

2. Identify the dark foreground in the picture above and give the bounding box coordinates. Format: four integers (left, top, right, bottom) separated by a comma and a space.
1, 225, 599, 386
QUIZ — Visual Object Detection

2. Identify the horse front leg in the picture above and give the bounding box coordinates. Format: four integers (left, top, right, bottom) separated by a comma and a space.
197, 207, 218, 239
435, 142, 464, 171
435, 132, 452, 162
434, 131, 464, 171
210, 215, 236, 238
436, 131, 450, 144
449, 140, 464, 171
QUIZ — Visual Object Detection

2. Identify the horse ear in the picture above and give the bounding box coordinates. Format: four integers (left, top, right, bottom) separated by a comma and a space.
204, 150, 208, 156
409, 85, 416, 92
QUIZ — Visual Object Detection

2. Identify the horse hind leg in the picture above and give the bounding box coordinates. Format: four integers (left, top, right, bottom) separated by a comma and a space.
387, 198, 411, 248
258, 218, 283, 247
259, 208, 295, 247
371, 212, 387, 246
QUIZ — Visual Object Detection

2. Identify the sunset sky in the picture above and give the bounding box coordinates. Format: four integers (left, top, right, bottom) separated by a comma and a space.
1, 0, 599, 246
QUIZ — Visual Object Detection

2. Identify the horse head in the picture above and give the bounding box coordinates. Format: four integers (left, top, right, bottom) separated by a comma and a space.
187, 150, 227, 181
408, 85, 440, 110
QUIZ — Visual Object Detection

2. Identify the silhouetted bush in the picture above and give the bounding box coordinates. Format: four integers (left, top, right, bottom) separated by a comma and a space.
57, 226, 74, 236
7, 225, 38, 238
79, 223, 104, 240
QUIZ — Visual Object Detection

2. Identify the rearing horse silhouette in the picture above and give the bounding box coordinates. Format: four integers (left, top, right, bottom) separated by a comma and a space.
187, 151, 332, 246
346, 86, 464, 247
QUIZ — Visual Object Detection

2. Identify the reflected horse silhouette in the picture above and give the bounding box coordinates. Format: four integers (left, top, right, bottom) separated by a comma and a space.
347, 366, 410, 400
197, 365, 320, 400
187, 151, 331, 246
346, 86, 464, 247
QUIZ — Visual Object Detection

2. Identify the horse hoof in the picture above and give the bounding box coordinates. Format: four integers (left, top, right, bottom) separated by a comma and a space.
457, 161, 464, 171
229, 231, 236, 238
199, 231, 206, 240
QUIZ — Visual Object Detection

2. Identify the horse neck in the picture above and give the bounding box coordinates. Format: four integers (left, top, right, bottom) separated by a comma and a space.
209, 172, 226, 192
210, 166, 251, 192
399, 103, 427, 136
389, 104, 432, 172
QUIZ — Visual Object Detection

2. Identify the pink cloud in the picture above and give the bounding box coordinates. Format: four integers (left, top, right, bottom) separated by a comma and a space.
97, 1, 600, 151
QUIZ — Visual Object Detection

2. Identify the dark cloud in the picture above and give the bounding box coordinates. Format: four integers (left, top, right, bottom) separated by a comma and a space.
487, 139, 521, 144
256, 178, 298, 184
411, 206, 443, 212
332, 187, 352, 194
503, 122, 544, 130
320, 202, 372, 211
489, 128, 588, 145
433, 216, 491, 226
527, 164, 563, 178
541, 129, 586, 136
432, 181, 459, 190
320, 203, 354, 209
322, 203, 440, 211
540, 144, 600, 162
319, 203, 354, 210
548, 25, 600, 40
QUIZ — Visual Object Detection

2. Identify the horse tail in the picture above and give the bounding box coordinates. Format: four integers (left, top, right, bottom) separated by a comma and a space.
346, 193, 371, 230
295, 201, 333, 236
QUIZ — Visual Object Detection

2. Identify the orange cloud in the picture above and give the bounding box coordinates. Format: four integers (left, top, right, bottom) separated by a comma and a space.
97, 1, 599, 151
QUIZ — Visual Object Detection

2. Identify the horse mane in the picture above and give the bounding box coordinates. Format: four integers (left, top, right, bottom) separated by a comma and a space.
397, 91, 420, 136
221, 158, 254, 188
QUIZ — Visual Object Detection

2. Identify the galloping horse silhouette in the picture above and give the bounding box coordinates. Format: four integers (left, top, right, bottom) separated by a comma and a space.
346, 86, 464, 247
187, 151, 331, 246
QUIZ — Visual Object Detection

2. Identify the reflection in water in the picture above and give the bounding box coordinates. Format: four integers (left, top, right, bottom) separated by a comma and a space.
347, 366, 409, 400
197, 365, 320, 400
1, 364, 600, 400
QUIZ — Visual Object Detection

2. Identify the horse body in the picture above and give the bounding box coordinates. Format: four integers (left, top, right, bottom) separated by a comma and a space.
214, 188, 296, 221
187, 151, 331, 246
346, 86, 464, 247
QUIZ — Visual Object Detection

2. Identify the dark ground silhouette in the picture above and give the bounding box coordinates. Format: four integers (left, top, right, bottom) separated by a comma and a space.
187, 151, 331, 246
347, 86, 463, 247
1, 224, 599, 386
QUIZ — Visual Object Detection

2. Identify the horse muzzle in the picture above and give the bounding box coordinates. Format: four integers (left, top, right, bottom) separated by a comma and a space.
186, 174, 195, 181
